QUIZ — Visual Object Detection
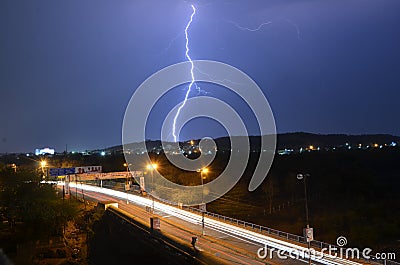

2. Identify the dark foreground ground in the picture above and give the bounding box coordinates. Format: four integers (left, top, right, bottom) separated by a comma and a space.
88, 209, 201, 265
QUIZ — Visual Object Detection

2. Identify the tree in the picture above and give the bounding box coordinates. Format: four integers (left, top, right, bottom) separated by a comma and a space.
0, 169, 79, 242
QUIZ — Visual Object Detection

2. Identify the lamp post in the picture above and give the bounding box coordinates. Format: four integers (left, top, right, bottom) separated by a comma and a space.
147, 163, 158, 214
11, 163, 17, 173
197, 167, 208, 236
124, 163, 132, 204
40, 160, 47, 179
297, 173, 312, 265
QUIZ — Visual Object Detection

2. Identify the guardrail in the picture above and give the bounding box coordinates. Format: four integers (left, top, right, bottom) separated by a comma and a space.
80, 181, 399, 265
151, 191, 399, 265
184, 206, 399, 265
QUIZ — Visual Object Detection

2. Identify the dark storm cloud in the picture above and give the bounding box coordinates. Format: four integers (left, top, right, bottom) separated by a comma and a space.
0, 0, 399, 152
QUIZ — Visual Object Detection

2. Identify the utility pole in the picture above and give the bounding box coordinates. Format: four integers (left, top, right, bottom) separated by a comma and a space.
297, 173, 312, 265
198, 167, 208, 236
146, 164, 158, 214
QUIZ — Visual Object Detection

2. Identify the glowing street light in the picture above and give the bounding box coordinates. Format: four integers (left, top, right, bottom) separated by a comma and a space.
40, 160, 47, 168
146, 163, 158, 170
40, 160, 47, 178
11, 163, 17, 173
147, 163, 158, 213
197, 167, 209, 235
123, 163, 132, 173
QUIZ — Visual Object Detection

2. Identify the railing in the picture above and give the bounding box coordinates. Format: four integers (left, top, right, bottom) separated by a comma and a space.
184, 205, 307, 243
184, 206, 399, 265
151, 193, 399, 265
80, 181, 399, 265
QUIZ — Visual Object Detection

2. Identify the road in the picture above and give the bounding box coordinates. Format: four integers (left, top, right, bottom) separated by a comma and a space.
65, 182, 364, 265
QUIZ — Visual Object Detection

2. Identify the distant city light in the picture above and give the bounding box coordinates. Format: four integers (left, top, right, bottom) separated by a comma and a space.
100, 151, 106, 156
35, 147, 55, 155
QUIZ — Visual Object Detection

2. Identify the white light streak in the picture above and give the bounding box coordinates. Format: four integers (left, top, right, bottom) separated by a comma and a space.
65, 182, 362, 265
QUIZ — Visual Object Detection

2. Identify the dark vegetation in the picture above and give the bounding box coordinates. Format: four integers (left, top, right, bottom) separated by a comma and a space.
274, 132, 399, 150
0, 164, 108, 264
146, 147, 400, 258
112, 132, 400, 153
0, 166, 80, 263
1, 133, 399, 261
209, 149, 400, 253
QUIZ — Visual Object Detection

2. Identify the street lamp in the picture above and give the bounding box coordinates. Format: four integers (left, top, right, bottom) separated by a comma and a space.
40, 160, 47, 179
124, 163, 132, 204
40, 160, 47, 168
297, 173, 312, 265
147, 163, 158, 214
11, 163, 17, 173
197, 167, 208, 236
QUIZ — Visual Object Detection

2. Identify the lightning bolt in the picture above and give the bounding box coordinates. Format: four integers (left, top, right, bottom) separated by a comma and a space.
284, 18, 302, 41
156, 31, 183, 57
172, 4, 196, 142
226, 20, 272, 32
227, 18, 302, 41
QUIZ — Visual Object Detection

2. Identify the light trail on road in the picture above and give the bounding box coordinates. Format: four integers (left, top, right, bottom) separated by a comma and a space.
65, 182, 363, 265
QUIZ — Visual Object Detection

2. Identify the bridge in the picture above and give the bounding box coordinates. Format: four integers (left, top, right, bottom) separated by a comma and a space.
56, 178, 398, 265
66, 171, 143, 181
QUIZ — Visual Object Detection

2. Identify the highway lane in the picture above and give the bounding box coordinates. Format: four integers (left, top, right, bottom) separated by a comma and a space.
70, 187, 267, 265
65, 182, 364, 265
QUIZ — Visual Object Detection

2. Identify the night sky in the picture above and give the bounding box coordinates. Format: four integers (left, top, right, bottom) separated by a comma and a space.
1, 0, 400, 153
